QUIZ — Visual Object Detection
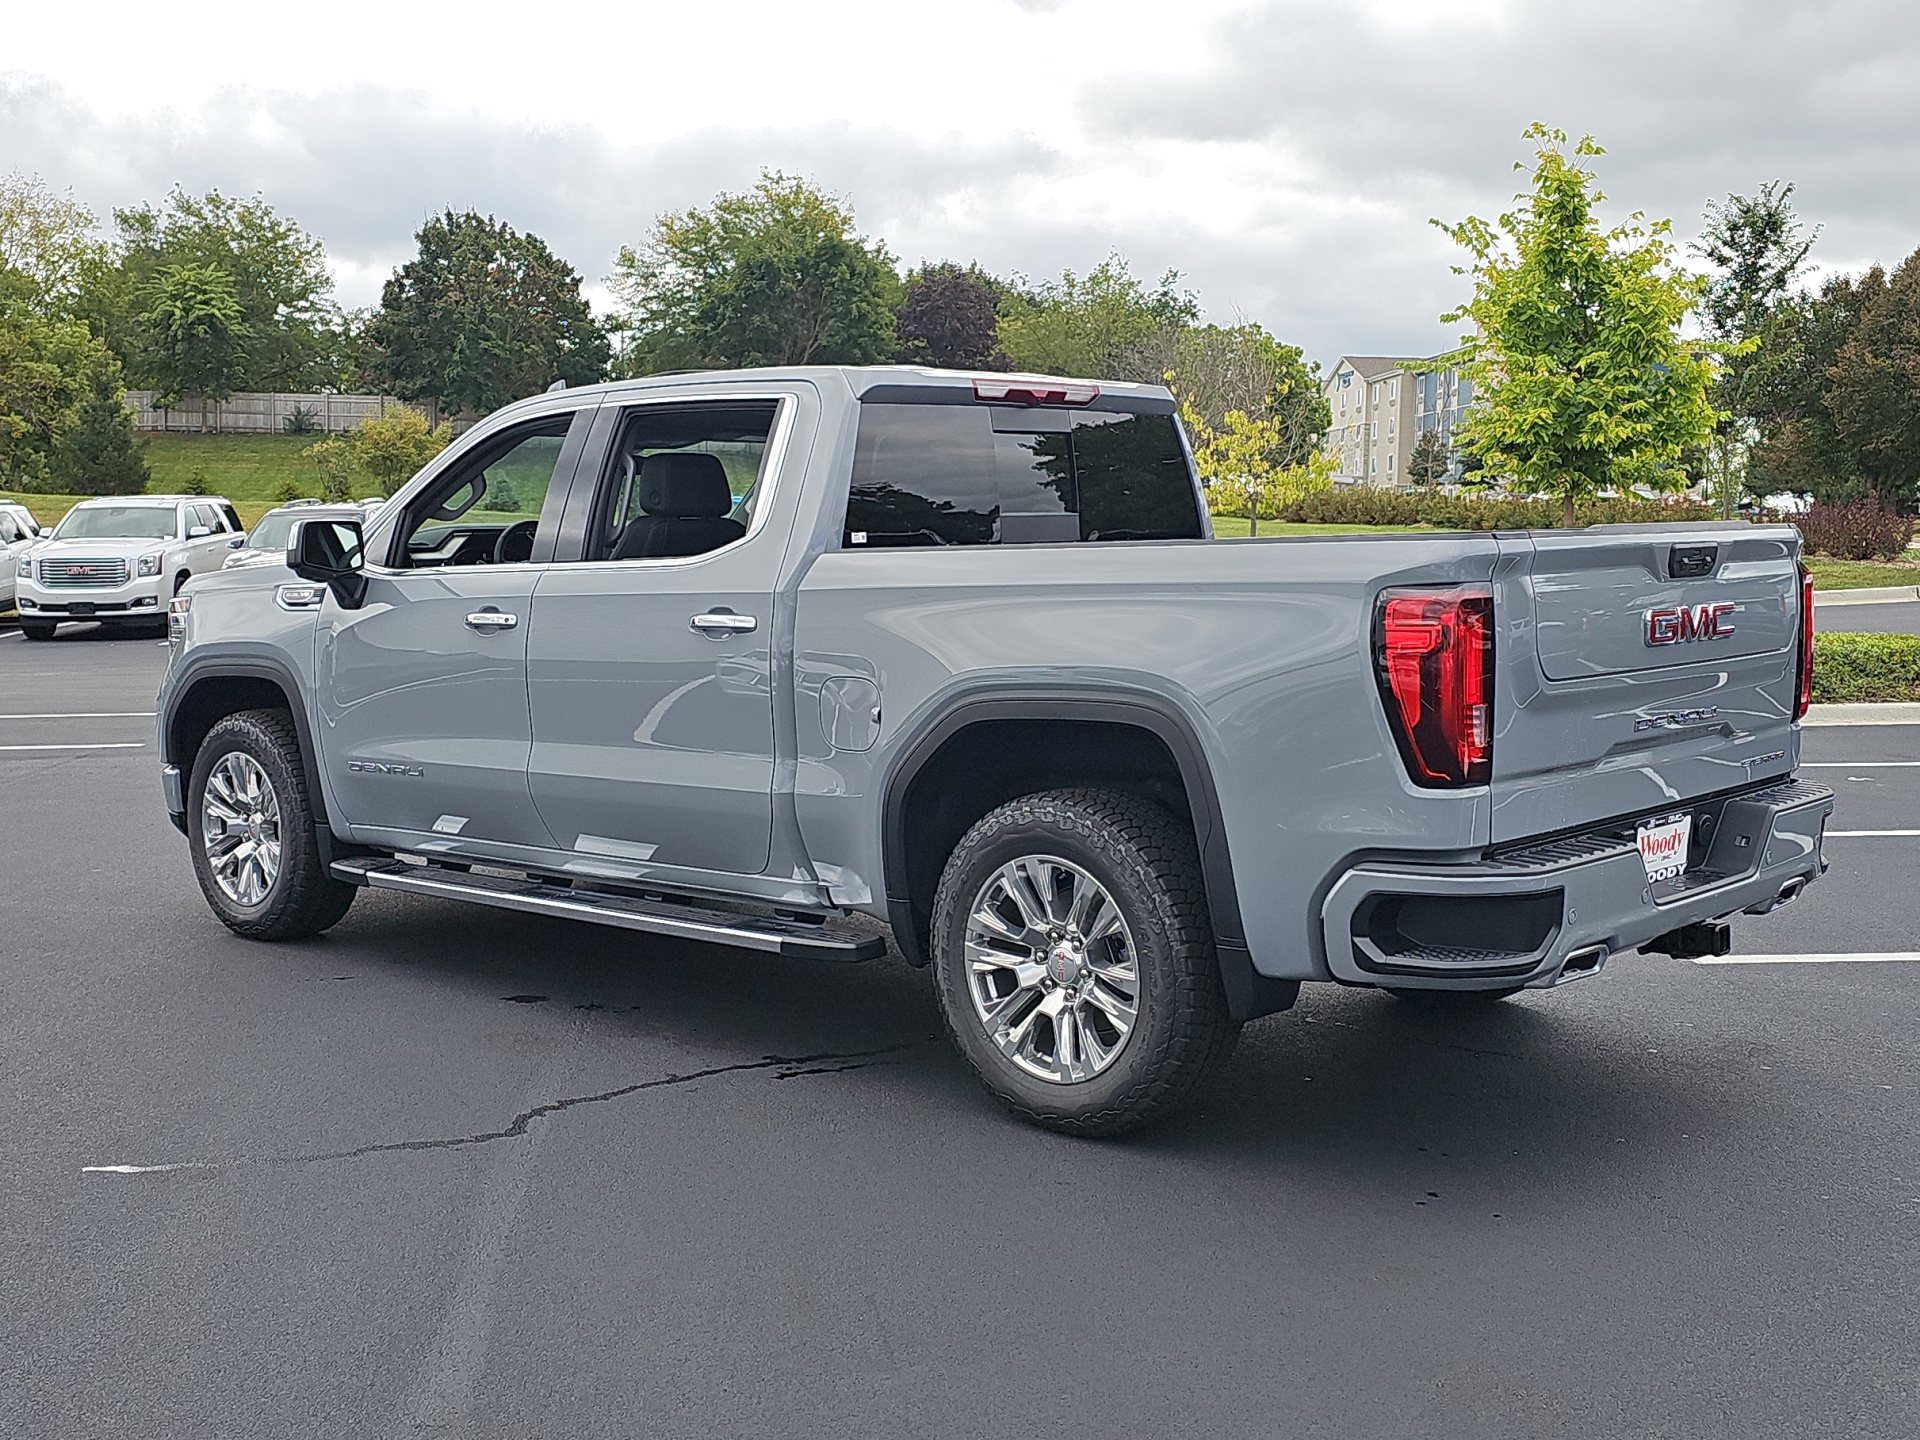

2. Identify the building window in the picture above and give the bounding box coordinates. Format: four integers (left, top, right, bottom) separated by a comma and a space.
1370, 421, 1377, 440
1387, 416, 1395, 436
1389, 378, 1398, 401
1371, 383, 1380, 404
1387, 452, 1395, 473
1370, 456, 1377, 474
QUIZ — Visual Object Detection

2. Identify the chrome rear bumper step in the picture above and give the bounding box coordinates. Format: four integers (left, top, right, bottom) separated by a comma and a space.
330, 857, 887, 962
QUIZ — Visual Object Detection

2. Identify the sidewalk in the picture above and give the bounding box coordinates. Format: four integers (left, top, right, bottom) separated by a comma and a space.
1815, 584, 1920, 606
1803, 702, 1920, 726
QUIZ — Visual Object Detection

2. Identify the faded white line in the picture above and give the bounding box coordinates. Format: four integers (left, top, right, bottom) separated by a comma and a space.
1801, 762, 1920, 768
81, 1163, 213, 1175
0, 742, 144, 752
1826, 829, 1920, 837
1696, 952, 1920, 966
0, 711, 156, 719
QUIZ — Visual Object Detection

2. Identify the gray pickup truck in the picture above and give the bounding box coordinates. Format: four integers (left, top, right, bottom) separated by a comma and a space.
157, 366, 1833, 1134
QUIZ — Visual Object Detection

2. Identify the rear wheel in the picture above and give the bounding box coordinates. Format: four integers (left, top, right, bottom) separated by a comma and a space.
19, 621, 56, 641
187, 709, 355, 940
930, 788, 1238, 1137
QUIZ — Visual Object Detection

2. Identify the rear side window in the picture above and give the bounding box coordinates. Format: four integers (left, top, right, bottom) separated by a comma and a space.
844, 404, 1202, 548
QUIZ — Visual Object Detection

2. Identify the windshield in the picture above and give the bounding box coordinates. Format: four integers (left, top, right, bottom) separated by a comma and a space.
247, 512, 300, 551
54, 505, 178, 541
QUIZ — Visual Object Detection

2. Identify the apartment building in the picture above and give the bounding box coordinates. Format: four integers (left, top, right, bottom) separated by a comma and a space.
1322, 354, 1473, 487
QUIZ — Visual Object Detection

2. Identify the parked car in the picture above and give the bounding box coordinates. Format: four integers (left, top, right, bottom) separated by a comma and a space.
0, 505, 40, 611
223, 500, 385, 570
155, 366, 1832, 1135
16, 495, 245, 640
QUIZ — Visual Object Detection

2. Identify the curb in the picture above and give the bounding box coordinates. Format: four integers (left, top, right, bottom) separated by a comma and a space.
1814, 584, 1920, 606
1803, 702, 1920, 726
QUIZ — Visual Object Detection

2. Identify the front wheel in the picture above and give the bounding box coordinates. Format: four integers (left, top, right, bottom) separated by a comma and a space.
930, 789, 1238, 1137
187, 709, 355, 940
19, 621, 57, 641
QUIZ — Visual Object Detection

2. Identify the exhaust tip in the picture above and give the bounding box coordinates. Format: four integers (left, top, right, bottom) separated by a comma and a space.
1556, 944, 1609, 983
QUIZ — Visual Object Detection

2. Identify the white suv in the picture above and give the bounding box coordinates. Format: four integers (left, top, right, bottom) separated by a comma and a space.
15, 495, 245, 641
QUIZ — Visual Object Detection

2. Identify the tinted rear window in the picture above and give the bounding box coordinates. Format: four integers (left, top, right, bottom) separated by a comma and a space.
844, 404, 1202, 548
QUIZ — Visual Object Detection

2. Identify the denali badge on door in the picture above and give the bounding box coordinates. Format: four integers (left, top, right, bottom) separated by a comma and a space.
1645, 602, 1736, 646
1637, 812, 1693, 883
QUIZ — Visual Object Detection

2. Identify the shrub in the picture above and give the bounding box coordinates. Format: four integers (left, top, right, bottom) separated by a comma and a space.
1810, 632, 1920, 704
1795, 502, 1916, 562
272, 478, 305, 504
304, 436, 356, 502
351, 408, 451, 497
183, 466, 210, 496
283, 404, 321, 436
1269, 488, 1713, 530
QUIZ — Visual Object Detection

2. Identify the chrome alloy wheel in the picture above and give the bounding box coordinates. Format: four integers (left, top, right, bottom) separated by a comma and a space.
201, 752, 283, 906
964, 855, 1141, 1085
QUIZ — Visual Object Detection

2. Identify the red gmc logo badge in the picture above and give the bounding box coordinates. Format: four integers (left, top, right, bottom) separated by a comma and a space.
1645, 602, 1736, 646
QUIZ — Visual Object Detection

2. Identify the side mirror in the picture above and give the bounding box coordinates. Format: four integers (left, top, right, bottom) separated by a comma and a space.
188, 525, 212, 539
228, 534, 246, 549
289, 518, 367, 609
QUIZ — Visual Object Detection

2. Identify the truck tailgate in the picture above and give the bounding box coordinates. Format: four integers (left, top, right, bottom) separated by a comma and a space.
1490, 523, 1804, 844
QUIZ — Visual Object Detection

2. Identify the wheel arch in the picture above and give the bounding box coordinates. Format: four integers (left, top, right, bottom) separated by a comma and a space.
878, 688, 1294, 1021
162, 659, 332, 852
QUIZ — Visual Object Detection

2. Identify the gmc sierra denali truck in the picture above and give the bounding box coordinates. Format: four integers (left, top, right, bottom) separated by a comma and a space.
156, 366, 1833, 1135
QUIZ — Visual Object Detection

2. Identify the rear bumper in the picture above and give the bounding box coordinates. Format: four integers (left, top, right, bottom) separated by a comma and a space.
1320, 777, 1834, 991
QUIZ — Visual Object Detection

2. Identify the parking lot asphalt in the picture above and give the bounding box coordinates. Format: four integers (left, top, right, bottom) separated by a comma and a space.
1816, 598, 1920, 634
3, 626, 1918, 1440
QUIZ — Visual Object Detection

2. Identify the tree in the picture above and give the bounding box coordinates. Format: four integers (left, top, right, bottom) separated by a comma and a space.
1746, 270, 1874, 502
1825, 249, 1920, 513
1407, 426, 1450, 487
1437, 126, 1717, 526
304, 435, 356, 502
0, 271, 117, 491
140, 263, 250, 418
1162, 322, 1327, 470
83, 188, 348, 392
370, 211, 610, 417
996, 256, 1198, 380
1182, 403, 1336, 535
0, 172, 105, 317
53, 353, 149, 494
895, 262, 1009, 369
610, 172, 901, 374
1692, 181, 1820, 514
351, 407, 452, 497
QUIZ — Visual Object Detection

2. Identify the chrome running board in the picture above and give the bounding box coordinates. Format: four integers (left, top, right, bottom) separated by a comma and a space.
330, 856, 887, 962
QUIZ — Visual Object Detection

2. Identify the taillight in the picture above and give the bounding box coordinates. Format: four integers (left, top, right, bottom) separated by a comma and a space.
1374, 586, 1494, 786
972, 375, 1098, 406
1795, 563, 1815, 720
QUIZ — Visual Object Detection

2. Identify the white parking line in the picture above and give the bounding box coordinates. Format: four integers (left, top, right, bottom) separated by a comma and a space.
0, 742, 145, 752
0, 712, 157, 719
1800, 762, 1920, 768
1826, 829, 1920, 837
1696, 952, 1920, 965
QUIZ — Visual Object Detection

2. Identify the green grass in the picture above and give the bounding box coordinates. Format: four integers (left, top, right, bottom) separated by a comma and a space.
142, 433, 324, 503
1811, 633, 1920, 703
1803, 556, 1920, 591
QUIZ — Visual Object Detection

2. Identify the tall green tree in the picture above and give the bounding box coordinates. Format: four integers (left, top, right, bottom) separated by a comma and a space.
54, 352, 150, 495
140, 263, 251, 418
1826, 250, 1920, 513
895, 261, 1008, 370
0, 271, 118, 491
610, 172, 901, 374
83, 188, 347, 392
369, 210, 610, 418
996, 256, 1198, 380
0, 172, 106, 318
1437, 126, 1717, 526
1745, 270, 1874, 502
1161, 322, 1326, 470
1692, 181, 1819, 513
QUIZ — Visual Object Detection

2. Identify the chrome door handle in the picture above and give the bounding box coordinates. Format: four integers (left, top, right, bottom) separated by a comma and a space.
690, 612, 757, 637
464, 610, 519, 631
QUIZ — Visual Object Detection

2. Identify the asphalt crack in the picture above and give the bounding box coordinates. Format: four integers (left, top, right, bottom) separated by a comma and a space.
82, 1040, 928, 1177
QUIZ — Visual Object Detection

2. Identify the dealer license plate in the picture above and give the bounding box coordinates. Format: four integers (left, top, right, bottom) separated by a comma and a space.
1637, 813, 1693, 884
68, 602, 95, 615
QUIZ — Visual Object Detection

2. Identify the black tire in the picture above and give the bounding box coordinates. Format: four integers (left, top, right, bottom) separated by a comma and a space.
1385, 986, 1524, 1006
19, 621, 56, 641
929, 788, 1238, 1137
173, 571, 191, 595
187, 708, 355, 940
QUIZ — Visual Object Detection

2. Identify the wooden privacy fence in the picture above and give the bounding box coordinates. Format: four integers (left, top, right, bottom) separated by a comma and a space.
123, 392, 430, 434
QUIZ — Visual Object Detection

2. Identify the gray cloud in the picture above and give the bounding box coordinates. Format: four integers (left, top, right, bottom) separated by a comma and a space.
6, 4, 1916, 373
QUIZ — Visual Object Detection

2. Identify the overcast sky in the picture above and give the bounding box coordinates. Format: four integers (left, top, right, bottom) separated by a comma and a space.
5, 0, 1916, 370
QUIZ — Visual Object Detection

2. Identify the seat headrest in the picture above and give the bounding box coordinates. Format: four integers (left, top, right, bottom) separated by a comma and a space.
638, 453, 732, 519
